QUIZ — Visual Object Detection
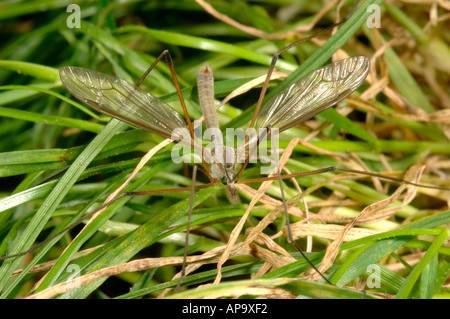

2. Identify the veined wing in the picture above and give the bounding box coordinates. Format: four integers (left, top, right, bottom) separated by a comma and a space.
60, 66, 187, 139
255, 56, 370, 132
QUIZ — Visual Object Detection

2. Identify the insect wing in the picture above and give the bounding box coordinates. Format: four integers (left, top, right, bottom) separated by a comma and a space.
255, 56, 370, 132
60, 66, 187, 139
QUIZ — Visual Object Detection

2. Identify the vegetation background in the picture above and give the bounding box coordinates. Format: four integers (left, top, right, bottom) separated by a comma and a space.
0, 0, 449, 299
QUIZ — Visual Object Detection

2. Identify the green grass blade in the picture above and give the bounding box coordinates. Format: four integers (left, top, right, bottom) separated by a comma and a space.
396, 228, 449, 299
330, 211, 450, 288
54, 184, 224, 298
0, 60, 59, 82
0, 119, 124, 297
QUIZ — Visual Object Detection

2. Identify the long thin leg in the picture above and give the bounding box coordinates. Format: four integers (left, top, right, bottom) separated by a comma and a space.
0, 181, 217, 262
175, 164, 198, 292
135, 50, 195, 140
130, 50, 214, 178
5, 159, 448, 263
237, 166, 450, 191
3, 164, 447, 262
0, 194, 126, 262
269, 127, 332, 285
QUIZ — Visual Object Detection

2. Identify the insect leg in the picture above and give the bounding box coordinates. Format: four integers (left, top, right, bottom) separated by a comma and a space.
0, 182, 218, 263
240, 167, 450, 192
134, 50, 196, 145
175, 164, 199, 292
268, 126, 333, 285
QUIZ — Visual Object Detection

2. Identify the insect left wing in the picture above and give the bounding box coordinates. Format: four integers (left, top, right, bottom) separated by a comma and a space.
60, 66, 187, 139
255, 56, 370, 133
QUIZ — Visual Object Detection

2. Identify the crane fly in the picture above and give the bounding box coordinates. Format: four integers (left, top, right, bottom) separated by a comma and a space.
57, 50, 450, 290
56, 55, 370, 286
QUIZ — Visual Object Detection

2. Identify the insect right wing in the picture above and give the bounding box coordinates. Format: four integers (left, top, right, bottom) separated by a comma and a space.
255, 56, 370, 133
59, 66, 187, 140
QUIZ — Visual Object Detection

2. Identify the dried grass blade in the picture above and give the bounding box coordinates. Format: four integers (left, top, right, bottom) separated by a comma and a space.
312, 165, 425, 280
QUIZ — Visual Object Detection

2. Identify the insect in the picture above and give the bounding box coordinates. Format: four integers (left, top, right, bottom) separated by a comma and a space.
58, 53, 370, 283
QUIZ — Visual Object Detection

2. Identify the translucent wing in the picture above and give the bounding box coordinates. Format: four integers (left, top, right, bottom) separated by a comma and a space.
255, 56, 370, 132
59, 66, 187, 139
